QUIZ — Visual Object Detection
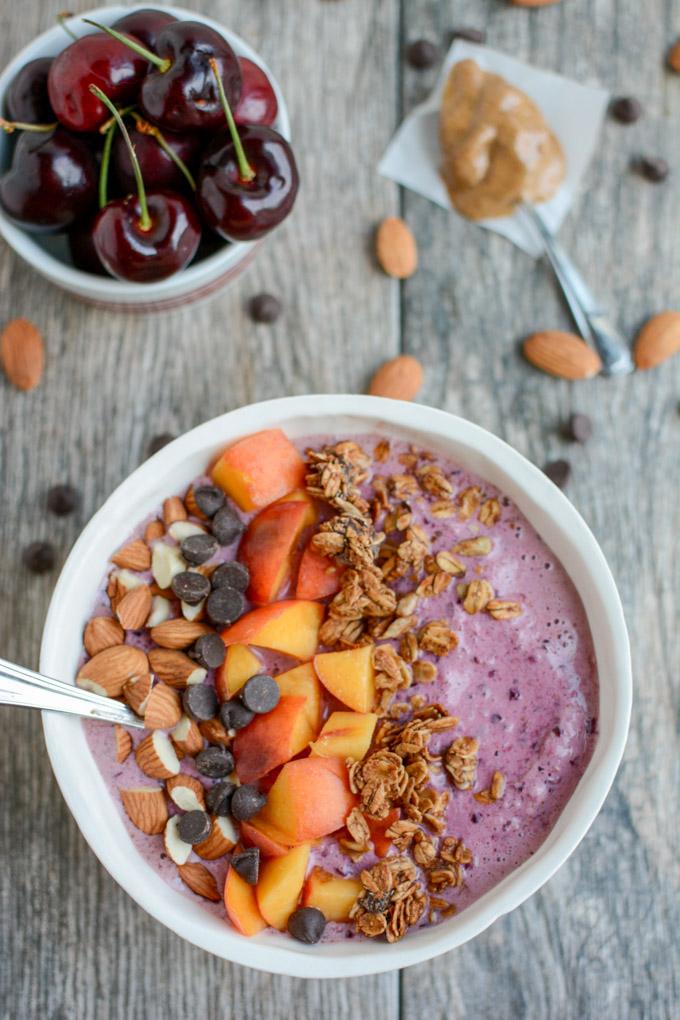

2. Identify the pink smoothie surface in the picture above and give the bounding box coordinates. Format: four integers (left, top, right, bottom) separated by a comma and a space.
83, 433, 598, 942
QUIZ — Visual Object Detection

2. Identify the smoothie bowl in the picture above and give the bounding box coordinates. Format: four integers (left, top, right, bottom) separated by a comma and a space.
40, 396, 631, 977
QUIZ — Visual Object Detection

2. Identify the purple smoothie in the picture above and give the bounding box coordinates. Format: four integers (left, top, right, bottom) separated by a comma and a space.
83, 433, 598, 941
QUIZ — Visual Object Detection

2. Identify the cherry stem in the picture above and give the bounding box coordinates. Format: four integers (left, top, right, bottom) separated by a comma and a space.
82, 18, 171, 72
131, 113, 196, 191
98, 104, 136, 135
0, 117, 56, 134
56, 12, 78, 41
209, 57, 255, 183
89, 86, 151, 231
98, 120, 117, 209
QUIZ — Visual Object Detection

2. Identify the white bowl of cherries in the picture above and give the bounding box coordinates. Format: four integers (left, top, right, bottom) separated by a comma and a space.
0, 5, 295, 311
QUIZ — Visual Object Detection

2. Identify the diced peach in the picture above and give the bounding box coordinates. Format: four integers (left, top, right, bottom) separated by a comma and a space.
254, 757, 356, 844
211, 428, 305, 512
221, 600, 324, 660
214, 643, 261, 701
240, 500, 311, 605
314, 645, 376, 713
310, 711, 378, 761
240, 819, 290, 858
367, 808, 400, 858
301, 867, 362, 922
296, 541, 344, 600
276, 661, 322, 731
224, 852, 267, 936
256, 843, 311, 931
233, 695, 314, 784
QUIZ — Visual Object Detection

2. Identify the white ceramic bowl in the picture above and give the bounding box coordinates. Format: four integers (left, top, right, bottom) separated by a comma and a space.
41, 396, 632, 977
0, 5, 291, 311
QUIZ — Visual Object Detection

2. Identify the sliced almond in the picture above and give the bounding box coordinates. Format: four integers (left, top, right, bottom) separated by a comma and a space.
148, 649, 206, 689
123, 673, 153, 716
144, 682, 182, 730
120, 786, 168, 835
147, 595, 172, 628
184, 485, 208, 520
166, 774, 206, 812
111, 539, 151, 571
136, 730, 180, 779
523, 330, 602, 380
169, 521, 206, 542
198, 718, 231, 747
83, 616, 124, 657
633, 311, 680, 370
150, 619, 212, 650
116, 584, 152, 630
171, 715, 204, 757
114, 724, 133, 763
0, 318, 44, 391
376, 216, 418, 279
369, 355, 423, 401
77, 645, 149, 699
163, 496, 187, 527
151, 543, 186, 590
164, 815, 192, 864
145, 519, 165, 543
177, 862, 220, 902
194, 816, 237, 860
181, 599, 205, 622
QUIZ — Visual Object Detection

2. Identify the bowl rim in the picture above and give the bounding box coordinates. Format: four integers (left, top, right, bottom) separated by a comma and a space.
0, 3, 291, 300
40, 395, 632, 977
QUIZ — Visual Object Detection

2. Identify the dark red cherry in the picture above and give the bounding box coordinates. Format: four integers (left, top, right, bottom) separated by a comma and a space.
48, 33, 147, 132
112, 8, 177, 50
112, 122, 202, 193
5, 58, 54, 123
234, 58, 278, 127
0, 128, 96, 231
68, 216, 107, 275
93, 190, 201, 281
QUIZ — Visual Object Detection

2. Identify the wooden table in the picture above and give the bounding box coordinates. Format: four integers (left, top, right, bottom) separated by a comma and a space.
1, 1, 678, 1016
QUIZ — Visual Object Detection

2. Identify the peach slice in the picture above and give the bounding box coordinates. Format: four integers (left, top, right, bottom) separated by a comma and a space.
310, 710, 378, 762
272, 488, 317, 526
221, 600, 324, 661
224, 851, 267, 936
214, 643, 261, 701
211, 428, 305, 512
253, 757, 356, 844
314, 644, 376, 713
233, 695, 313, 784
239, 500, 311, 605
301, 867, 362, 922
276, 661, 322, 731
296, 541, 344, 600
240, 820, 290, 858
255, 843, 311, 931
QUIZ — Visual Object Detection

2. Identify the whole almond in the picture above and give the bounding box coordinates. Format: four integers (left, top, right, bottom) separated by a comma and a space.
523, 331, 602, 380
171, 715, 204, 757
116, 585, 152, 631
120, 786, 168, 835
163, 496, 187, 527
166, 774, 206, 812
111, 539, 151, 571
376, 217, 418, 279
177, 862, 220, 901
668, 39, 680, 73
633, 311, 680, 369
194, 816, 237, 860
184, 485, 208, 520
1, 318, 44, 391
77, 645, 149, 698
83, 616, 124, 657
123, 673, 153, 716
150, 619, 213, 650
144, 681, 182, 730
136, 730, 180, 779
369, 355, 423, 401
114, 725, 133, 764
148, 648, 207, 689
144, 519, 165, 543
198, 718, 231, 747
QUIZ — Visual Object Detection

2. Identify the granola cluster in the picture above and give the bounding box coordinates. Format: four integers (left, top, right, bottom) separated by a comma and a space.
349, 856, 427, 943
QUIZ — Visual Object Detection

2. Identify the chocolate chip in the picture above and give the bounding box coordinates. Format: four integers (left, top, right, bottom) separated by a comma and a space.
564, 412, 593, 444
212, 561, 250, 592
231, 847, 260, 885
146, 433, 175, 458
23, 541, 56, 574
193, 484, 225, 518
450, 27, 486, 44
211, 506, 244, 546
249, 292, 282, 324
609, 96, 642, 124
181, 533, 218, 565
509, 687, 520, 701
171, 570, 211, 605
206, 779, 236, 816
241, 674, 280, 714
287, 906, 326, 944
230, 784, 266, 821
183, 684, 218, 722
47, 483, 80, 516
195, 745, 234, 778
634, 156, 670, 182
177, 809, 212, 845
206, 586, 244, 626
406, 38, 439, 69
543, 459, 571, 489
220, 700, 255, 731
192, 632, 226, 670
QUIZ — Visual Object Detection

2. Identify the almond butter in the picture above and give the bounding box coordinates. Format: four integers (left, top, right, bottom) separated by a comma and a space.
194, 815, 237, 860
171, 715, 204, 757
668, 39, 680, 73
114, 725, 133, 764
148, 648, 207, 688
144, 681, 182, 730
198, 718, 231, 747
163, 496, 187, 527
177, 862, 220, 901
523, 330, 602, 380
116, 584, 152, 630
111, 539, 151, 571
376, 216, 418, 279
123, 673, 153, 716
369, 355, 423, 401
150, 619, 213, 650
166, 774, 206, 812
120, 786, 168, 835
83, 616, 124, 657
633, 311, 680, 370
77, 645, 149, 698
144, 519, 165, 543
1, 318, 44, 391
136, 730, 180, 779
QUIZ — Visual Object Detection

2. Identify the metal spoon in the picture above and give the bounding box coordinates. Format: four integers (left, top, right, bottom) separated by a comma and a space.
0, 655, 145, 728
518, 203, 634, 376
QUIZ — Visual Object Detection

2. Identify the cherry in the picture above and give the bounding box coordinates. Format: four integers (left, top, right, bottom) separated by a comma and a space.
112, 118, 201, 193
90, 86, 200, 282
235, 58, 278, 127
47, 32, 147, 132
197, 60, 298, 242
6, 58, 54, 123
68, 217, 107, 275
111, 8, 177, 50
0, 128, 96, 231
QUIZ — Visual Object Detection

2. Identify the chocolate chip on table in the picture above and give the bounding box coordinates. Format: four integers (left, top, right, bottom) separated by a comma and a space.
609, 96, 642, 124
287, 906, 326, 945
231, 847, 260, 886
212, 560, 250, 592
564, 412, 593, 444
633, 156, 670, 183
220, 700, 255, 731
230, 784, 267, 821
181, 532, 218, 565
206, 586, 245, 626
171, 570, 211, 605
195, 745, 235, 779
206, 779, 236, 816
241, 674, 280, 715
177, 809, 212, 845
543, 459, 571, 489
211, 505, 244, 546
192, 632, 226, 670
249, 292, 282, 324
193, 484, 225, 518
23, 540, 56, 574
146, 433, 175, 458
406, 38, 439, 69
450, 27, 486, 44
47, 483, 80, 516
183, 684, 218, 722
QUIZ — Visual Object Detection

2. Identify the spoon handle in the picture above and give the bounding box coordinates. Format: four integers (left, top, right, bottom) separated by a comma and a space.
0, 656, 145, 728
